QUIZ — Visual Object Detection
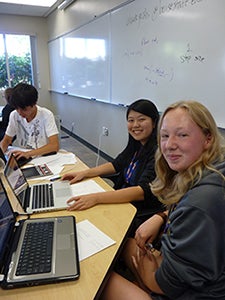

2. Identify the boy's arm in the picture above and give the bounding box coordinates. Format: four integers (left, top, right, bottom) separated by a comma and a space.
0, 134, 13, 152
12, 134, 59, 159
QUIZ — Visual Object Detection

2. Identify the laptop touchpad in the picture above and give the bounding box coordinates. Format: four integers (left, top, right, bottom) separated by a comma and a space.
55, 188, 71, 197
57, 234, 71, 249
54, 182, 72, 197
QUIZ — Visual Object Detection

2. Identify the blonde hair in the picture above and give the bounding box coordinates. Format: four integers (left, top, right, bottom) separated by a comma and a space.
151, 100, 225, 205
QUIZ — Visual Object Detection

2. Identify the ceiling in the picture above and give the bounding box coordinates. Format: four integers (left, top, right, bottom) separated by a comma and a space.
0, 1, 62, 17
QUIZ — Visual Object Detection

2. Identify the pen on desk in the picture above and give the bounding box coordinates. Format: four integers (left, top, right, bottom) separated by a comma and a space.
50, 175, 61, 182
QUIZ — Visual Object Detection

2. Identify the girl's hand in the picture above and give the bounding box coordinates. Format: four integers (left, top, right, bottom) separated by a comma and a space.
135, 214, 164, 250
132, 245, 162, 292
61, 171, 87, 184
66, 193, 98, 210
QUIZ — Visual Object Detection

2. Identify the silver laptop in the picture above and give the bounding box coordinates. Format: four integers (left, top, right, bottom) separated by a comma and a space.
0, 177, 80, 289
4, 153, 73, 214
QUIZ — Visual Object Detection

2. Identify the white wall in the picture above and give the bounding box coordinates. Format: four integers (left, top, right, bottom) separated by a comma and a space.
47, 0, 128, 40
0, 14, 56, 113
52, 92, 128, 157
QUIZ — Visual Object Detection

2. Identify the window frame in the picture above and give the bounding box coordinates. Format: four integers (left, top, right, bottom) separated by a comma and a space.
0, 33, 38, 88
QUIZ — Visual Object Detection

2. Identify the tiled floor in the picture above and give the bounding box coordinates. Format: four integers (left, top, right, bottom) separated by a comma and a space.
60, 130, 109, 168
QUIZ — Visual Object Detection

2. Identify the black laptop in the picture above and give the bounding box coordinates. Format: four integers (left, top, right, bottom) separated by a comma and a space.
0, 147, 54, 179
0, 147, 32, 168
0, 177, 80, 289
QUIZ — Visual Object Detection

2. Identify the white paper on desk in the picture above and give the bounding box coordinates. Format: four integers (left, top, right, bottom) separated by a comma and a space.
77, 220, 116, 261
31, 152, 77, 166
71, 179, 106, 195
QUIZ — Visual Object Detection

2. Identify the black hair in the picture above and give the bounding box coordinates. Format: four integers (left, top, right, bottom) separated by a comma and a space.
8, 83, 38, 109
126, 99, 159, 124
126, 99, 159, 158
113, 99, 159, 190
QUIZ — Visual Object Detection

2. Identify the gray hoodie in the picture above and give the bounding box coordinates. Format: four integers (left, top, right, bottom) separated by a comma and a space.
155, 160, 225, 300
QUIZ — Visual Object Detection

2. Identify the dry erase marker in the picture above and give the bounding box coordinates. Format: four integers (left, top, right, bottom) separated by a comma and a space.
50, 175, 61, 182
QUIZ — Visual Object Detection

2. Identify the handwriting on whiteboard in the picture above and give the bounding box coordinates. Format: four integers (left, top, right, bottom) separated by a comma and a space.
123, 35, 158, 58
144, 65, 174, 86
126, 0, 205, 27
180, 43, 205, 63
152, 0, 205, 22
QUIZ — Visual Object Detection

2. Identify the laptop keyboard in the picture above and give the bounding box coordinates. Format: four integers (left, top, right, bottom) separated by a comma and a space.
16, 221, 54, 276
32, 184, 54, 209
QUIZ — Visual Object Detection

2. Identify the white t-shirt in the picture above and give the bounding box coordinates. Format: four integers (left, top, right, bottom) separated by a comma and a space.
6, 105, 59, 149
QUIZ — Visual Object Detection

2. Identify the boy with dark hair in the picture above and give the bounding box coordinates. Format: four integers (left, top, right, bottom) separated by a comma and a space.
0, 83, 59, 160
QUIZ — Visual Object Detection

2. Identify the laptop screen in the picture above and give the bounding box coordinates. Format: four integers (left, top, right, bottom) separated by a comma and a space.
4, 154, 29, 198
0, 178, 15, 268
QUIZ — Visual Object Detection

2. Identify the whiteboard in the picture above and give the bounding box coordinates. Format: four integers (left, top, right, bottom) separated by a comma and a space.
111, 0, 225, 127
49, 13, 111, 102
49, 37, 65, 94
49, 0, 225, 127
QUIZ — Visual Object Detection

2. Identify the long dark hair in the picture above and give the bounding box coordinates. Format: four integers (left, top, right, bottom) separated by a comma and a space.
126, 99, 159, 160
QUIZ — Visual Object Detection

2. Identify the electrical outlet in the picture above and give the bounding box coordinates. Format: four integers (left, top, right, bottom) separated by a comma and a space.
102, 126, 109, 136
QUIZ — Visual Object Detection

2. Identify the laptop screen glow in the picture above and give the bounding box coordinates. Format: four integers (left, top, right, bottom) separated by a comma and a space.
4, 154, 28, 197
